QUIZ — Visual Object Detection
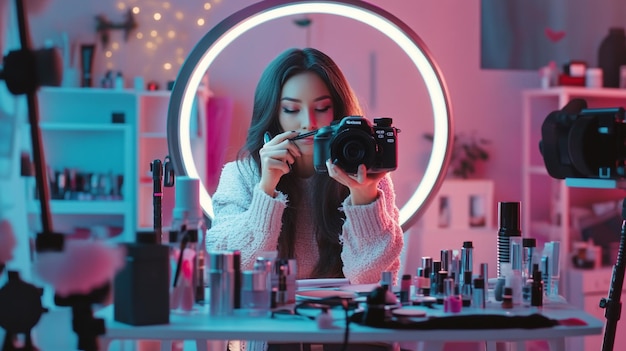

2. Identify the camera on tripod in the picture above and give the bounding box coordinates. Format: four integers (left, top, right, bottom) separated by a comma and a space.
313, 116, 399, 174
539, 98, 626, 181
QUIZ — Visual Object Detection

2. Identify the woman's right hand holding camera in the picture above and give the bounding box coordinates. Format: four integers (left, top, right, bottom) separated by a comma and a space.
259, 131, 301, 196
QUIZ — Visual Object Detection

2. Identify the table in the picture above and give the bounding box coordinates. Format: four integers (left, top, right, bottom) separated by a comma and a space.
97, 300, 604, 351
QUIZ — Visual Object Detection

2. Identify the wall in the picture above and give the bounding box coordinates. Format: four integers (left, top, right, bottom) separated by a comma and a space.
25, 0, 538, 226
24, 0, 540, 226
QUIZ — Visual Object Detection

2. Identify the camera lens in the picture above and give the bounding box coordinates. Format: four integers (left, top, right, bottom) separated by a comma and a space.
331, 129, 375, 173
342, 140, 366, 162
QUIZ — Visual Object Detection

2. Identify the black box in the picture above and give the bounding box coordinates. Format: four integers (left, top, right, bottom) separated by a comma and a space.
114, 242, 169, 325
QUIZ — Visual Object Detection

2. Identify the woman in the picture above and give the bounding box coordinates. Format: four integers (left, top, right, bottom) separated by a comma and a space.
206, 47, 403, 285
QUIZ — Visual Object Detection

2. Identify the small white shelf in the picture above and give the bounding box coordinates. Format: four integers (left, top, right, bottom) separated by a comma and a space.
29, 200, 130, 215
39, 122, 130, 132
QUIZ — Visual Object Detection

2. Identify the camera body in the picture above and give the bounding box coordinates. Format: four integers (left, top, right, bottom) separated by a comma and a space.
540, 102, 626, 179
313, 116, 399, 174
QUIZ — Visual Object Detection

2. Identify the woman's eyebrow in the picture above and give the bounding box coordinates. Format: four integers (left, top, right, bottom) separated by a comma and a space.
280, 95, 332, 102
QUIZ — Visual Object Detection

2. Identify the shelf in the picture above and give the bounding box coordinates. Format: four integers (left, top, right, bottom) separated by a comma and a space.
525, 166, 549, 175
39, 122, 130, 132
523, 86, 626, 99
140, 132, 167, 138
28, 200, 129, 215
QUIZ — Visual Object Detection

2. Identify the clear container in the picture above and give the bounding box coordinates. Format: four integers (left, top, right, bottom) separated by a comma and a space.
241, 270, 270, 317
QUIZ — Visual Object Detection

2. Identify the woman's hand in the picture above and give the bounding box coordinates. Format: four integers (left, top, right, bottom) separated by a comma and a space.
259, 131, 301, 196
326, 160, 386, 205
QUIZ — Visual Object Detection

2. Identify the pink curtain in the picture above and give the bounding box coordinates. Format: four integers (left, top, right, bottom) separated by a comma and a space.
205, 96, 234, 192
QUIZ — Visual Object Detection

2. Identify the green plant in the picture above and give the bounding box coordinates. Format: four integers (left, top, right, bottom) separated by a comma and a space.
423, 131, 491, 179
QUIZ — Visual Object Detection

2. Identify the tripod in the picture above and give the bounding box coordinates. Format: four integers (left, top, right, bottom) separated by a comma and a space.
599, 198, 626, 351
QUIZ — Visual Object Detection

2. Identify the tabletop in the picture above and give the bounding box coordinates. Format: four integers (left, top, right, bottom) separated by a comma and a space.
97, 300, 603, 345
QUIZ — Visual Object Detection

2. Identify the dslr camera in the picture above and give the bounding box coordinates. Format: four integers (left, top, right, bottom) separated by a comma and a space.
539, 98, 626, 180
313, 116, 399, 174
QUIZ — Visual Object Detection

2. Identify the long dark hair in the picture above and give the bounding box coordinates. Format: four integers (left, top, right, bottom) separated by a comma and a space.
237, 48, 362, 278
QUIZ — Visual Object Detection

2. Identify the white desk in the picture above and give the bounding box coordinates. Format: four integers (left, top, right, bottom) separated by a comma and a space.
97, 301, 604, 351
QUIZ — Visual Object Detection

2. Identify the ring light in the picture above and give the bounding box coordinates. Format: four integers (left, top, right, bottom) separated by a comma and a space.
167, 0, 454, 231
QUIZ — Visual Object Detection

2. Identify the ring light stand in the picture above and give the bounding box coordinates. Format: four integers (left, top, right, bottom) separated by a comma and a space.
166, 0, 454, 231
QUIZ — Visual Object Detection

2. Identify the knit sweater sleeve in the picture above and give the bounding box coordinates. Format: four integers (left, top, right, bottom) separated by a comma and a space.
205, 161, 286, 271
340, 173, 404, 285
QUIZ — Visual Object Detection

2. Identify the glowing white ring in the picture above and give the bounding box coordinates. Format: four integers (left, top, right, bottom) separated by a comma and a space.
167, 0, 453, 231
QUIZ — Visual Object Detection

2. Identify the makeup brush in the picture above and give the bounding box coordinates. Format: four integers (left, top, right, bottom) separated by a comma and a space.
289, 130, 318, 141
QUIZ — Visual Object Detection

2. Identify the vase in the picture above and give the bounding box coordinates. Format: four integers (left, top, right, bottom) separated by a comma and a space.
598, 27, 626, 88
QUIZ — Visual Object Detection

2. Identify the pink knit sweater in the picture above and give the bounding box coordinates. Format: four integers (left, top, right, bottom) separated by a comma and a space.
206, 159, 403, 284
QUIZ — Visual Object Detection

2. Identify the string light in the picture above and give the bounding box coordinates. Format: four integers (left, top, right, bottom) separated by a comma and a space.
104, 1, 219, 84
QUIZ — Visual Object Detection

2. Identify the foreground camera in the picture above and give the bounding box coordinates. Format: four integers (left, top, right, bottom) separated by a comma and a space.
313, 116, 399, 174
539, 98, 626, 179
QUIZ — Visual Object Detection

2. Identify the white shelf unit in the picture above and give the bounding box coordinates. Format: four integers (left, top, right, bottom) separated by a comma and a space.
405, 179, 497, 278
31, 87, 200, 242
522, 87, 626, 279
566, 267, 625, 351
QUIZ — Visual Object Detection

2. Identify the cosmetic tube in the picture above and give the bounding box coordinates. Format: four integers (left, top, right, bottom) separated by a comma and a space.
80, 44, 95, 87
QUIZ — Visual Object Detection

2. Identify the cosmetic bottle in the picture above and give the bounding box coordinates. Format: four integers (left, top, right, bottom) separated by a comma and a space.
287, 259, 297, 304
443, 278, 461, 313
508, 237, 523, 305
531, 265, 544, 307
170, 177, 207, 303
460, 241, 473, 287
272, 262, 289, 308
440, 249, 451, 273
241, 270, 270, 317
497, 202, 522, 278
472, 277, 486, 308
461, 271, 473, 307
233, 250, 241, 309
400, 274, 411, 303
543, 241, 561, 299
501, 287, 513, 309
209, 250, 235, 316
522, 238, 537, 304
480, 263, 488, 303
522, 238, 537, 282
430, 261, 441, 299
418, 257, 432, 296
168, 228, 198, 312
436, 270, 448, 304
415, 267, 430, 297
